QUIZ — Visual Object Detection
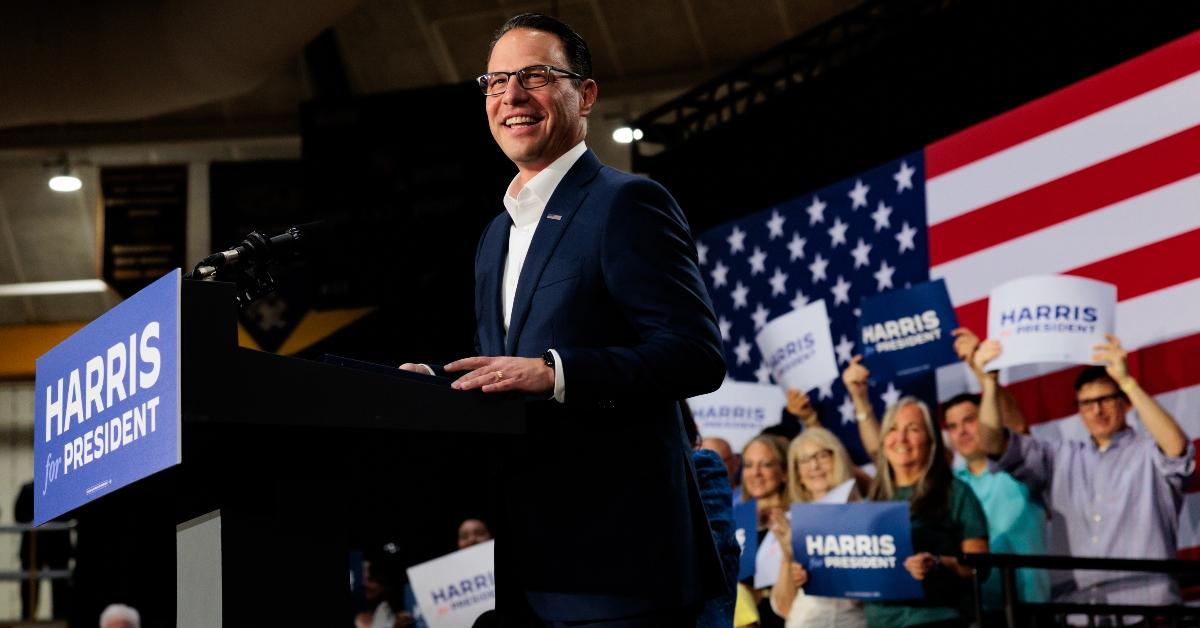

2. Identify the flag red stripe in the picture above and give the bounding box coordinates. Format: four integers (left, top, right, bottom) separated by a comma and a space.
945, 227, 1200, 335
928, 124, 1200, 266
925, 30, 1200, 178
1006, 331, 1200, 426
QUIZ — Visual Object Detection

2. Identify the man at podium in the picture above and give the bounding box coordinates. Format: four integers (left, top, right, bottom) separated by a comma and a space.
403, 11, 727, 627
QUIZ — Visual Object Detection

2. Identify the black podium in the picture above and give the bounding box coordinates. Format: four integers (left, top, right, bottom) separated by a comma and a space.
68, 280, 524, 626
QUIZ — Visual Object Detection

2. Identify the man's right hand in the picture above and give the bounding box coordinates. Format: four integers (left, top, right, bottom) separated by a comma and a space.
973, 340, 1002, 373
399, 363, 433, 375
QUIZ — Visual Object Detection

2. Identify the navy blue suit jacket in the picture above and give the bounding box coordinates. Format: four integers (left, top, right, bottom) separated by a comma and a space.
474, 150, 727, 620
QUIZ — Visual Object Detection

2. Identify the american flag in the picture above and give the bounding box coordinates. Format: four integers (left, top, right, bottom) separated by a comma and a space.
695, 153, 936, 464
697, 29, 1200, 556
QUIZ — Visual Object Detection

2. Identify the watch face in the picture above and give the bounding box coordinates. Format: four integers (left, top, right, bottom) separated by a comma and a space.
542, 351, 554, 368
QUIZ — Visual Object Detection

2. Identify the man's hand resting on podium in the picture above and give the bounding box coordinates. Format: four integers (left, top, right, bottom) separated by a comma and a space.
443, 356, 555, 395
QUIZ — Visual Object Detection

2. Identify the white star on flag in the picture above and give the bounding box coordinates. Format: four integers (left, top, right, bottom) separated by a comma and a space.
874, 260, 895, 291
731, 281, 749, 309
896, 222, 918, 253
768, 267, 788, 296
848, 179, 870, 209
827, 217, 849, 248
790, 290, 809, 311
893, 161, 915, 192
817, 380, 834, 400
751, 303, 770, 330
727, 225, 747, 254
787, 232, 806, 261
766, 209, 786, 240
850, 238, 872, 268
696, 241, 708, 265
718, 316, 732, 342
831, 275, 852, 305
835, 334, 855, 365
710, 260, 729, 288
839, 395, 857, 425
871, 202, 892, 232
881, 382, 902, 408
734, 337, 752, 365
806, 196, 827, 225
748, 246, 767, 275
755, 362, 773, 384
808, 253, 829, 283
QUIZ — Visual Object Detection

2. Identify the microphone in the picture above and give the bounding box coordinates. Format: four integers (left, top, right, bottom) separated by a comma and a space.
190, 221, 325, 279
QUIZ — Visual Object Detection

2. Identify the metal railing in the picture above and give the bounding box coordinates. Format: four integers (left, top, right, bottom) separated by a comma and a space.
960, 553, 1200, 627
0, 522, 75, 620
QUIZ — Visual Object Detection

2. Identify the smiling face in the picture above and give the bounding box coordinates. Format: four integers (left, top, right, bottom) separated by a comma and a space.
1077, 380, 1129, 444
742, 441, 785, 499
796, 442, 835, 497
883, 404, 932, 482
943, 399, 981, 459
485, 28, 596, 181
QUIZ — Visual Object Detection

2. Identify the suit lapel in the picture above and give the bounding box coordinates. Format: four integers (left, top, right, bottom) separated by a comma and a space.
478, 215, 509, 356
504, 150, 603, 355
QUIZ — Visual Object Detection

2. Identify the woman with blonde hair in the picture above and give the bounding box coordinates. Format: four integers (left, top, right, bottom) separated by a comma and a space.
768, 427, 866, 627
741, 433, 790, 627
863, 395, 989, 628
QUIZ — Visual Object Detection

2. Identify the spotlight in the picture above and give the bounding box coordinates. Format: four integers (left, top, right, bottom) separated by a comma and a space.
49, 174, 82, 192
47, 155, 82, 192
612, 126, 643, 144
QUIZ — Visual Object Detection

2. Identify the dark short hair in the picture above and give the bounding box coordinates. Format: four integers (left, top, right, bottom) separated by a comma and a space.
489, 13, 593, 80
939, 392, 980, 426
1074, 365, 1125, 397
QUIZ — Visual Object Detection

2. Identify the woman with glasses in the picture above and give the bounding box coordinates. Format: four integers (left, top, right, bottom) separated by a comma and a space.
741, 434, 790, 628
768, 427, 867, 627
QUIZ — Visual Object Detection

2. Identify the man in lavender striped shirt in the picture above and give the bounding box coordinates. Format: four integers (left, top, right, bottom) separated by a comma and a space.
973, 334, 1194, 607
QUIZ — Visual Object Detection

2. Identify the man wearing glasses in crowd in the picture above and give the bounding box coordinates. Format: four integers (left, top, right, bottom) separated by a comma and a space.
403, 12, 727, 627
972, 333, 1194, 608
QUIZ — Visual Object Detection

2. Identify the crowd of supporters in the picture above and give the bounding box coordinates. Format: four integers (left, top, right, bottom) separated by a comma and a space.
691, 328, 1194, 628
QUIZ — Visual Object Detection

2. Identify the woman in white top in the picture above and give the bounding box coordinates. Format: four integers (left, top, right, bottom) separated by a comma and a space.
769, 427, 867, 628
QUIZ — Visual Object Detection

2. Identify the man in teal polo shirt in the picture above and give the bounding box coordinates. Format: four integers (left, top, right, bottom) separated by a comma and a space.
946, 328, 1050, 615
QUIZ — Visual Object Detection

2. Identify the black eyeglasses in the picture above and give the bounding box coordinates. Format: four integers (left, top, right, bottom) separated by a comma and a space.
476, 65, 586, 96
1076, 392, 1124, 412
796, 449, 834, 468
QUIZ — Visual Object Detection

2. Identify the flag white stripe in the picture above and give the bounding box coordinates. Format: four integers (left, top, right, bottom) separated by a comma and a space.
926, 71, 1200, 225
930, 173, 1200, 306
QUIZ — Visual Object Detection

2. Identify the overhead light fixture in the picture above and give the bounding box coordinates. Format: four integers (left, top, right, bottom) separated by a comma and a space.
612, 126, 643, 144
0, 279, 109, 297
47, 154, 82, 192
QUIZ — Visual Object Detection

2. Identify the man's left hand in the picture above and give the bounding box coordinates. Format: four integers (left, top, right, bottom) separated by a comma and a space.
1093, 333, 1133, 387
446, 356, 554, 395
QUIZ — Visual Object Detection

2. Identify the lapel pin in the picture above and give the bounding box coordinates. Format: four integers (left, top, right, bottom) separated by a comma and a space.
547, 214, 562, 221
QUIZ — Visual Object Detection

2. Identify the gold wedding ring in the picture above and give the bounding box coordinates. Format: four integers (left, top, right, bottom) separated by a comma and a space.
494, 370, 504, 382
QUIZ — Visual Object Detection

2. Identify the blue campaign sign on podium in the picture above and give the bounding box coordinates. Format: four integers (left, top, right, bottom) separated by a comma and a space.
789, 501, 923, 600
858, 279, 959, 380
34, 269, 182, 525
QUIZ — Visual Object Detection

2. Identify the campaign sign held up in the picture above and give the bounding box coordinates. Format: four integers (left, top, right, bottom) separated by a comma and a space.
858, 279, 959, 379
755, 300, 839, 393
789, 502, 922, 600
733, 498, 758, 581
987, 275, 1116, 370
407, 539, 495, 628
688, 381, 785, 452
34, 269, 181, 525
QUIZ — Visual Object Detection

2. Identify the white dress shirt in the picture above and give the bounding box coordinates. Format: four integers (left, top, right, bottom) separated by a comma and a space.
499, 140, 588, 402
